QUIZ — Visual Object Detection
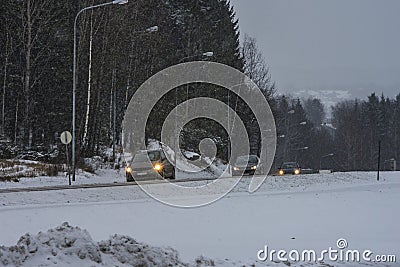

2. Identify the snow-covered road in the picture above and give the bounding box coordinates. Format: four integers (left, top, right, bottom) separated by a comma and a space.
0, 171, 399, 266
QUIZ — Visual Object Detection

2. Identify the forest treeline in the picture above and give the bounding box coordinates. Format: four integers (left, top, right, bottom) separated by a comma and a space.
0, 0, 247, 157
0, 0, 399, 172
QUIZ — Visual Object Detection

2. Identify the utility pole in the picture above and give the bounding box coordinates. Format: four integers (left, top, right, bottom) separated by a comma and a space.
377, 139, 381, 181
72, 0, 129, 182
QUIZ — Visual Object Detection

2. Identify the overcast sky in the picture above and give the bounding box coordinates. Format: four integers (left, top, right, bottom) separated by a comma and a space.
230, 0, 400, 106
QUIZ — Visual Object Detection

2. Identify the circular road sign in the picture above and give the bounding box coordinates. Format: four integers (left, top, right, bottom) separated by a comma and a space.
60, 131, 72, 145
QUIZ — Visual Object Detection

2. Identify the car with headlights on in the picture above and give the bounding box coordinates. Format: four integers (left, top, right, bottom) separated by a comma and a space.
232, 155, 263, 176
125, 149, 175, 182
277, 162, 301, 175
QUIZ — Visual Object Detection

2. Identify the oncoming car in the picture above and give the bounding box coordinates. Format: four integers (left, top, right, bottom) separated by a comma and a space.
277, 162, 301, 175
232, 155, 263, 176
125, 149, 175, 182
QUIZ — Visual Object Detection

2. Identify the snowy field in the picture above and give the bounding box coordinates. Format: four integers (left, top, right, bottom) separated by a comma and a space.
0, 171, 399, 266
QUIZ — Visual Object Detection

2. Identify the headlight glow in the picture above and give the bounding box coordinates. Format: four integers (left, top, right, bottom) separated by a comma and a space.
251, 166, 257, 170
125, 167, 132, 173
153, 164, 163, 171
294, 169, 300, 175
278, 170, 284, 175
233, 167, 239, 171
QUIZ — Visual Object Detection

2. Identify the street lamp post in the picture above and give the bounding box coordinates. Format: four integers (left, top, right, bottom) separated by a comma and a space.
72, 0, 128, 182
377, 139, 381, 181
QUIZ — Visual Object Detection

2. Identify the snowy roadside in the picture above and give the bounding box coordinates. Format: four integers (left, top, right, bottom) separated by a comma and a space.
0, 171, 398, 207
0, 171, 399, 266
0, 172, 399, 266
0, 171, 394, 207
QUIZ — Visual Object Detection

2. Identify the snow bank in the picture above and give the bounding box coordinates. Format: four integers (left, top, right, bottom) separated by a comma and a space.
0, 223, 362, 266
0, 223, 267, 267
0, 222, 187, 267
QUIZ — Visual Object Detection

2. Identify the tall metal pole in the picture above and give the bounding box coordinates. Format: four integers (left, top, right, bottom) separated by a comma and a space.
174, 68, 179, 173
113, 65, 117, 162
66, 143, 71, 185
377, 139, 381, 181
110, 59, 117, 161
72, 1, 127, 182
227, 90, 232, 174
72, 12, 78, 182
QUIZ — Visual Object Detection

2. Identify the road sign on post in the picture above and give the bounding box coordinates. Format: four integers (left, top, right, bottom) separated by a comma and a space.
60, 131, 72, 185
60, 131, 72, 145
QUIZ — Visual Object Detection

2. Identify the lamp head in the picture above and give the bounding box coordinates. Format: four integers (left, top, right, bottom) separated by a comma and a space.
146, 26, 159, 33
113, 0, 128, 5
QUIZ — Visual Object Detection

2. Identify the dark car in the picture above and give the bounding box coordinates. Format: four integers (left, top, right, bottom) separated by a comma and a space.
232, 155, 263, 176
125, 149, 175, 182
277, 162, 301, 175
